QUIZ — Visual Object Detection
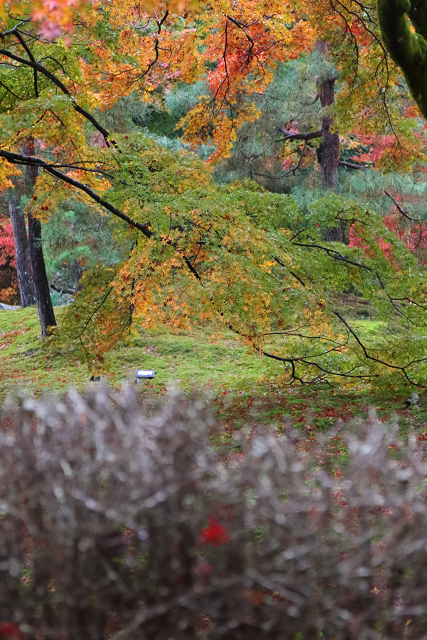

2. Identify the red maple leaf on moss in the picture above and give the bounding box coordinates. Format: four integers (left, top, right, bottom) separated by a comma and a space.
200, 517, 229, 546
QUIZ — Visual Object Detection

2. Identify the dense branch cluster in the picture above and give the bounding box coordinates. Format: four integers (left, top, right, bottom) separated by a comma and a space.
2, 388, 427, 638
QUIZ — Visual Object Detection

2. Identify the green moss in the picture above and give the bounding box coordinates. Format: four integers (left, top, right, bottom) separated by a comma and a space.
0, 307, 271, 399
3, 308, 427, 445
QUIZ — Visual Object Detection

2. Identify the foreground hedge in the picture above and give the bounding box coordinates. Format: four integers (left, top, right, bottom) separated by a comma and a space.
1, 388, 427, 639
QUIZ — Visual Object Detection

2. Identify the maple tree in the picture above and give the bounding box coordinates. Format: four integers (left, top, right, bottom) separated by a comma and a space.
0, 213, 19, 304
1, 0, 427, 383
0, 216, 14, 268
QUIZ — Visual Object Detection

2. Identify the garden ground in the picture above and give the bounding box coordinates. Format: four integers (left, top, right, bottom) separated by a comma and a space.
1, 306, 427, 455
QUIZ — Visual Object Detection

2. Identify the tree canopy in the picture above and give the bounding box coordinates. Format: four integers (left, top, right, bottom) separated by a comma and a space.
2, 0, 427, 385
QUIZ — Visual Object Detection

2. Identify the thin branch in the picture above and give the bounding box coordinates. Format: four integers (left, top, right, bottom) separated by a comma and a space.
12, 30, 38, 96
389, 297, 427, 312
290, 227, 311, 242
290, 271, 306, 287
277, 126, 322, 143
0, 149, 202, 282
37, 55, 68, 76
0, 78, 23, 100
226, 15, 255, 65
331, 0, 399, 142
291, 241, 372, 271
251, 140, 309, 181
0, 20, 32, 38
376, 271, 410, 320
138, 38, 160, 79
263, 351, 377, 379
273, 257, 308, 287
0, 148, 150, 231
74, 287, 113, 341
42, 161, 116, 179
0, 47, 111, 143
156, 10, 169, 34
384, 189, 416, 221
333, 311, 427, 387
339, 160, 368, 170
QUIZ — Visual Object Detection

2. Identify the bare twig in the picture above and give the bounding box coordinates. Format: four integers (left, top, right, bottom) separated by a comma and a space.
384, 190, 416, 221
339, 160, 368, 170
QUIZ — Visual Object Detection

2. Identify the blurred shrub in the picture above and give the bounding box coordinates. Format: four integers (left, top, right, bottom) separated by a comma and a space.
1, 389, 427, 639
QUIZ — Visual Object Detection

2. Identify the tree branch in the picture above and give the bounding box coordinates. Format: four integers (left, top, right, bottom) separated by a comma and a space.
291, 241, 372, 271
0, 46, 110, 143
384, 189, 416, 221
156, 10, 169, 34
263, 350, 378, 380
333, 311, 427, 387
277, 125, 322, 142
339, 160, 368, 170
0, 149, 153, 236
12, 29, 38, 97
0, 149, 202, 282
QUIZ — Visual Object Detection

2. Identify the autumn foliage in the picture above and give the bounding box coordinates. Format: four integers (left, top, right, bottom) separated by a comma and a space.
0, 216, 19, 304
2, 0, 427, 384
200, 517, 229, 547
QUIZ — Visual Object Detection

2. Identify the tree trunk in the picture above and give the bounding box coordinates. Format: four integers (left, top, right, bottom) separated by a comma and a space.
72, 260, 83, 292
316, 40, 345, 243
319, 77, 339, 191
8, 198, 36, 307
23, 139, 56, 338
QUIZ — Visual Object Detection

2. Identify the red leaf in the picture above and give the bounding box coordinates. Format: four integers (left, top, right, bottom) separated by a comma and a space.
0, 623, 22, 640
200, 517, 229, 546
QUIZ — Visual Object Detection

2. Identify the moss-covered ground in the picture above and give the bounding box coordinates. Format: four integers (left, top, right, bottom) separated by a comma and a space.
0, 307, 275, 395
2, 306, 427, 449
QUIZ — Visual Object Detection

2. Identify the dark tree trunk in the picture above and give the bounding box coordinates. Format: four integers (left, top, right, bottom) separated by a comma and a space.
23, 139, 56, 337
319, 77, 339, 191
27, 211, 56, 337
8, 198, 36, 307
72, 260, 83, 292
316, 40, 345, 243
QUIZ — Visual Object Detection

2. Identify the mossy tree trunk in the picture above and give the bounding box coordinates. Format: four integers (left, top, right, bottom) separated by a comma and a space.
377, 0, 427, 120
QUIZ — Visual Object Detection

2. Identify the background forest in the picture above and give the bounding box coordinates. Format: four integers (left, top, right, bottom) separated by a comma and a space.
0, 1, 427, 387
2, 0, 427, 394
0, 0, 427, 392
